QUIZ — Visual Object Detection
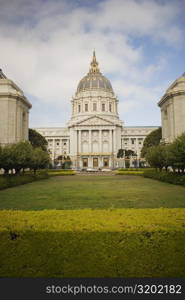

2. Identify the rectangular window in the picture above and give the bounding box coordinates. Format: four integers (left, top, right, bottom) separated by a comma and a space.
102, 103, 105, 112
93, 103, 97, 111
85, 103, 88, 112
78, 105, 81, 113
131, 139, 135, 144
109, 103, 112, 112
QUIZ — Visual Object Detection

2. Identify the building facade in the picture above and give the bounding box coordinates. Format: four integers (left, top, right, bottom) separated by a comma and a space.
158, 73, 185, 143
36, 52, 158, 169
0, 69, 32, 146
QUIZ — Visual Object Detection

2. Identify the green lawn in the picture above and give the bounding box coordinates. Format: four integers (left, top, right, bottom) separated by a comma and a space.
0, 175, 185, 210
1, 175, 185, 277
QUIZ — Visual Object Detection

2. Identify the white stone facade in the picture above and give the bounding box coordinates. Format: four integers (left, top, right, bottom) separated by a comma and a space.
35, 53, 158, 169
158, 73, 185, 143
0, 69, 32, 146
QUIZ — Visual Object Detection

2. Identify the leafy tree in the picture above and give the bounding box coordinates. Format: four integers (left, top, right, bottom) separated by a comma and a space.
29, 129, 48, 151
117, 149, 124, 158
0, 144, 15, 174
125, 149, 136, 158
145, 144, 166, 171
30, 147, 50, 174
117, 149, 136, 158
169, 133, 185, 173
141, 127, 162, 157
0, 145, 2, 169
12, 141, 33, 174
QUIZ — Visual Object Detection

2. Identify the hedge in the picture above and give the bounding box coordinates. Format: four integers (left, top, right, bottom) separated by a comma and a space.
48, 170, 75, 176
0, 209, 184, 277
118, 168, 155, 171
115, 171, 143, 175
0, 171, 49, 190
143, 170, 185, 186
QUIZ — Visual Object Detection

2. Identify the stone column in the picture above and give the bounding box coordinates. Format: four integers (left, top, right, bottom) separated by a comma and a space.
52, 139, 55, 162
113, 129, 116, 153
76, 130, 78, 168
109, 129, 112, 153
68, 138, 70, 155
79, 130, 81, 154
89, 130, 92, 153
135, 138, 139, 167
99, 129, 102, 153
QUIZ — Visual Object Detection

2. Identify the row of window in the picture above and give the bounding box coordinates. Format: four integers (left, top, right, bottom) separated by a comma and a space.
77, 103, 114, 113
123, 138, 144, 145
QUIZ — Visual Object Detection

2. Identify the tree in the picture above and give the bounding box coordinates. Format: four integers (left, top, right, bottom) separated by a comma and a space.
0, 144, 15, 174
0, 145, 2, 170
12, 141, 33, 174
145, 144, 166, 171
30, 147, 50, 174
29, 129, 48, 151
125, 149, 136, 157
141, 127, 162, 157
117, 149, 124, 158
168, 133, 185, 173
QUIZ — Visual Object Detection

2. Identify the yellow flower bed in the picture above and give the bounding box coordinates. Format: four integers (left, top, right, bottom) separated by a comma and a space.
0, 208, 185, 277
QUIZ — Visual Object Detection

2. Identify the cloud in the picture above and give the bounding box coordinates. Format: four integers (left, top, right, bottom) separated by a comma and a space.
0, 0, 184, 127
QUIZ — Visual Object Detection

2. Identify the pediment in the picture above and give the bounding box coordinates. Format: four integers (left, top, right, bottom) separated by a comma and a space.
76, 115, 115, 126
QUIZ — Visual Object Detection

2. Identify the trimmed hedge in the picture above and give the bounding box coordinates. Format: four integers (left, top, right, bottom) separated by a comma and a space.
0, 171, 49, 190
143, 170, 185, 186
116, 171, 143, 175
118, 168, 155, 171
48, 170, 75, 176
0, 209, 185, 277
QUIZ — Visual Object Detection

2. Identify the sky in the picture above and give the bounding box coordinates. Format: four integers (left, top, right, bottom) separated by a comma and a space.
0, 0, 185, 127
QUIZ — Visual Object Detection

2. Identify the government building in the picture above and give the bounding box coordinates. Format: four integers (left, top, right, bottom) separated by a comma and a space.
0, 69, 31, 146
35, 52, 158, 169
1, 52, 185, 170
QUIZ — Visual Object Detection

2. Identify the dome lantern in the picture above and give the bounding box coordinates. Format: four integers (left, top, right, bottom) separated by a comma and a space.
88, 50, 101, 74
76, 51, 114, 94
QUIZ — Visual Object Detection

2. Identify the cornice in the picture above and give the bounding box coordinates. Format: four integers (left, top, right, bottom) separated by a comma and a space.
158, 90, 185, 107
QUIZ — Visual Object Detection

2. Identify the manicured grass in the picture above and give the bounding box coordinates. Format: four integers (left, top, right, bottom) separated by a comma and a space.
0, 176, 185, 210
0, 209, 185, 277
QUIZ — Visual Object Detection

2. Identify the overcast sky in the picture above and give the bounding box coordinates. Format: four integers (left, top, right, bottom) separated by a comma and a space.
1, 0, 185, 127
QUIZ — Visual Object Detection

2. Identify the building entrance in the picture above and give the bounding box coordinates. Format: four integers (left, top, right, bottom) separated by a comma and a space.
82, 158, 88, 168
93, 157, 98, 168
103, 157, 109, 167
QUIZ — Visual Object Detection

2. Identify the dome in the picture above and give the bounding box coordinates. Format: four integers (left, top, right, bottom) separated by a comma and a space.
76, 51, 113, 93
158, 72, 185, 107
166, 72, 185, 94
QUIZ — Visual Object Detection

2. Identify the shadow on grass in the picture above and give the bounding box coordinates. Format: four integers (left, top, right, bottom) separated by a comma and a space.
0, 230, 185, 277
